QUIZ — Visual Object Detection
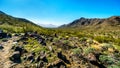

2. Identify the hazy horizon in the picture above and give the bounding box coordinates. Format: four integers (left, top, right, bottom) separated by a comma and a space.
0, 0, 120, 27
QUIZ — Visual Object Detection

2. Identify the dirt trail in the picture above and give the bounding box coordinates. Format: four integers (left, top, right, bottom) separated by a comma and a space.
0, 37, 18, 68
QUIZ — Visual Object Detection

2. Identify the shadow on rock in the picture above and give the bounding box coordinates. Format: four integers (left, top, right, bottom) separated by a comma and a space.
57, 51, 70, 64
9, 51, 21, 63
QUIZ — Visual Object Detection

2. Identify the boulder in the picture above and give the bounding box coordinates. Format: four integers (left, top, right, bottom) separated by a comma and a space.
36, 61, 44, 68
14, 33, 20, 36
23, 41, 28, 45
35, 56, 40, 63
19, 36, 28, 41
27, 54, 34, 61
24, 32, 29, 37
14, 46, 22, 52
40, 51, 45, 57
12, 41, 18, 45
48, 46, 54, 52
14, 46, 27, 55
54, 33, 58, 37
2, 39, 8, 42
27, 54, 35, 63
23, 55, 27, 61
86, 53, 106, 68
27, 52, 35, 63
53, 40, 74, 50
11, 51, 20, 59
49, 37, 53, 42
0, 33, 7, 38
57, 51, 70, 64
31, 52, 36, 56
39, 51, 48, 62
41, 40, 46, 46
0, 44, 4, 49
10, 51, 21, 63
87, 53, 97, 61
41, 56, 48, 63
7, 33, 12, 38
47, 60, 66, 68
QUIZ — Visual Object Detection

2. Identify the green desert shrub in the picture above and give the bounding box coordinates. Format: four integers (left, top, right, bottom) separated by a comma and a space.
63, 40, 69, 44
114, 38, 120, 45
84, 47, 95, 54
86, 38, 93, 44
94, 36, 113, 43
79, 37, 87, 42
99, 55, 115, 65
107, 65, 120, 68
102, 43, 114, 50
72, 48, 82, 55
53, 38, 59, 42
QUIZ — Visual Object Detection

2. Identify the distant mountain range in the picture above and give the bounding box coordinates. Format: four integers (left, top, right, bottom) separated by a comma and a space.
39, 24, 58, 28
60, 16, 120, 28
1, 10, 120, 31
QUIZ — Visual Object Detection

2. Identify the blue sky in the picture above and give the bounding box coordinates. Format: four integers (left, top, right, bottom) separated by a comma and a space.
0, 0, 120, 26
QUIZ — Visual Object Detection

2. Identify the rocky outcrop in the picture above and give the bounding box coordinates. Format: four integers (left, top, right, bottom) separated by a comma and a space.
47, 60, 66, 68
57, 51, 70, 64
27, 53, 35, 63
60, 16, 120, 28
10, 51, 21, 63
14, 46, 27, 55
0, 44, 4, 49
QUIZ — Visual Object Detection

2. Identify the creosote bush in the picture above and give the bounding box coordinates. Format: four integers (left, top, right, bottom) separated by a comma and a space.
84, 47, 95, 54
72, 48, 82, 55
99, 55, 114, 65
94, 36, 113, 43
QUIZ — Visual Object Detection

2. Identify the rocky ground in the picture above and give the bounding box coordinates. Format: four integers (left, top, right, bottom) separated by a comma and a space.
0, 32, 120, 68
0, 36, 19, 68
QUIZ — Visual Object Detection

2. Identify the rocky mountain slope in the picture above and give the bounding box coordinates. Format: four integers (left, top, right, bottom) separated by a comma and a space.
0, 11, 43, 33
60, 16, 120, 28
0, 11, 120, 68
0, 31, 120, 68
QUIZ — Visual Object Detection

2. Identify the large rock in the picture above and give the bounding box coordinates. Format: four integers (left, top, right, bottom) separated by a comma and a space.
27, 52, 36, 63
36, 61, 44, 68
53, 40, 74, 50
87, 53, 97, 61
10, 51, 21, 63
48, 46, 54, 52
35, 56, 40, 63
7, 33, 12, 38
48, 37, 53, 42
86, 53, 106, 68
14, 46, 27, 55
0, 44, 4, 49
11, 51, 20, 59
27, 52, 35, 60
39, 51, 48, 62
38, 38, 46, 46
41, 56, 48, 63
19, 36, 28, 41
47, 60, 66, 68
0, 33, 7, 38
27, 54, 35, 63
57, 51, 70, 64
